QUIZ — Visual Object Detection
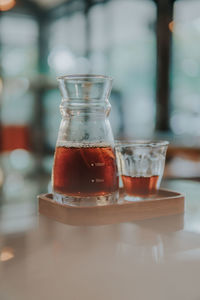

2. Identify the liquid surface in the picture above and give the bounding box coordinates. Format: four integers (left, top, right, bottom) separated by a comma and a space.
122, 175, 159, 197
53, 146, 118, 197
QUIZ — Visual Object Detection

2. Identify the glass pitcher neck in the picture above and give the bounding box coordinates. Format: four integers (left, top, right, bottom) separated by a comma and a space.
57, 74, 113, 116
57, 74, 112, 101
56, 74, 115, 147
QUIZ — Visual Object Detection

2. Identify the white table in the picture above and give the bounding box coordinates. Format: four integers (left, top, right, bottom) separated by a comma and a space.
0, 179, 200, 300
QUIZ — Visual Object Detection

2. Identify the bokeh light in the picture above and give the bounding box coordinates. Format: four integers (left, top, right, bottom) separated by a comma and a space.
48, 48, 76, 73
0, 0, 15, 11
10, 149, 32, 170
0, 168, 4, 188
0, 247, 14, 262
0, 77, 3, 94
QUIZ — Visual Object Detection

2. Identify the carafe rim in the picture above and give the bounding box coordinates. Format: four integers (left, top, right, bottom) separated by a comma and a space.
57, 74, 113, 82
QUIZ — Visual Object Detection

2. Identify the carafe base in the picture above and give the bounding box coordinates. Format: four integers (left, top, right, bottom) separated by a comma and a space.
53, 191, 118, 206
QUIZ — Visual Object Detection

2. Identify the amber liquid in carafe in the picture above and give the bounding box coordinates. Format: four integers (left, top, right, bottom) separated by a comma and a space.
53, 145, 118, 197
122, 175, 159, 197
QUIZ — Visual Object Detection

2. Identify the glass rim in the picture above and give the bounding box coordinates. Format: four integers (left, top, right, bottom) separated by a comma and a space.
115, 140, 169, 148
57, 74, 113, 82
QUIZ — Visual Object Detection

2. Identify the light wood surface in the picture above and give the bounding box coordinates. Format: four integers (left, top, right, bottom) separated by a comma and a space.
38, 189, 184, 225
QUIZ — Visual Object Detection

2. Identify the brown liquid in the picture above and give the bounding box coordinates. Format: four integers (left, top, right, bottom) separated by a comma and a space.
122, 175, 159, 197
53, 145, 118, 197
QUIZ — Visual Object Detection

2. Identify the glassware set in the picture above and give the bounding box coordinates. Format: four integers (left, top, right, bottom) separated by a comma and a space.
52, 75, 168, 206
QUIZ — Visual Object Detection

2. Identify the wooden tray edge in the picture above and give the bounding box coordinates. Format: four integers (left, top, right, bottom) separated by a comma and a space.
38, 189, 185, 226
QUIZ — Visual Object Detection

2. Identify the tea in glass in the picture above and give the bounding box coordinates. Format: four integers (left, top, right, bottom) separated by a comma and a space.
115, 140, 169, 200
53, 144, 118, 197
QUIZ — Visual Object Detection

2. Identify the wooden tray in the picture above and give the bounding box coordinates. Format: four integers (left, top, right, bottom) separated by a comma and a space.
38, 189, 185, 226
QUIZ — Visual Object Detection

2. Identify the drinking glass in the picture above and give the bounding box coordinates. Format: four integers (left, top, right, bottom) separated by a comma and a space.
115, 140, 169, 200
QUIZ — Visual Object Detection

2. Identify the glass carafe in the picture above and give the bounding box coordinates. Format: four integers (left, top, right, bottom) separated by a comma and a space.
52, 75, 118, 206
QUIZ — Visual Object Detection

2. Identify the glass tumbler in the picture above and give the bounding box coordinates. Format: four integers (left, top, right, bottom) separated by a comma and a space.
115, 140, 169, 200
52, 75, 118, 206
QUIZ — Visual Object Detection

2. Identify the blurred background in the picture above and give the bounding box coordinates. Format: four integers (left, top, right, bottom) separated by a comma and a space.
1, 0, 200, 223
